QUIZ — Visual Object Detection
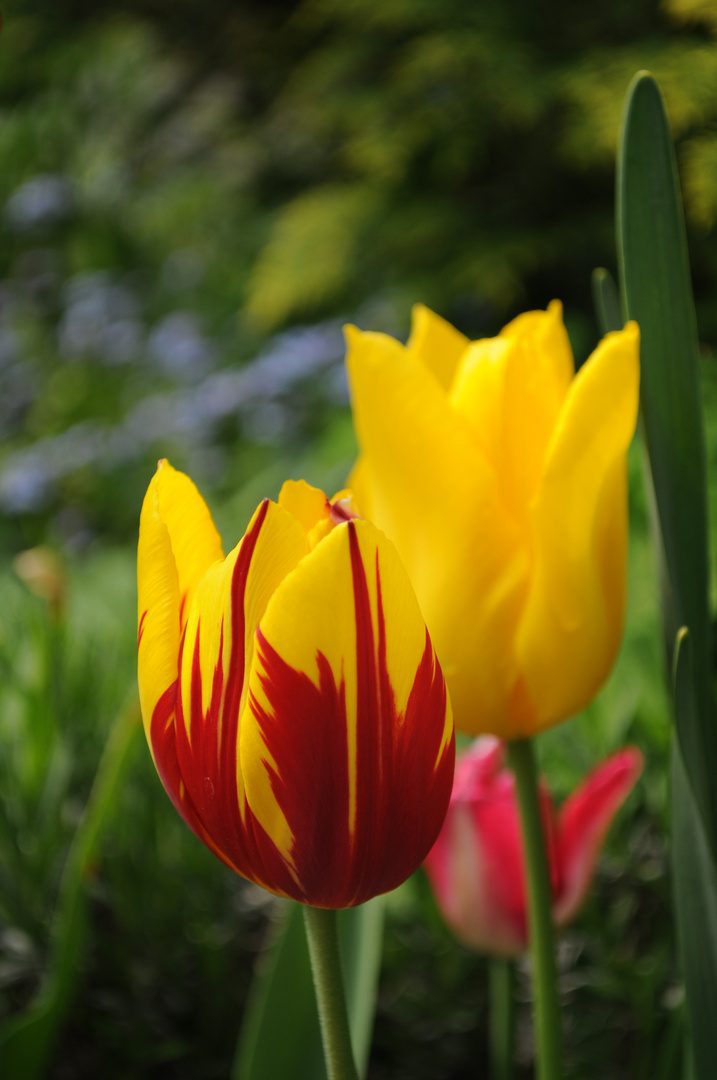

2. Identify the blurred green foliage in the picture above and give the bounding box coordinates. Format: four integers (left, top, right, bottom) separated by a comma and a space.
2, 0, 717, 546
0, 0, 715, 1076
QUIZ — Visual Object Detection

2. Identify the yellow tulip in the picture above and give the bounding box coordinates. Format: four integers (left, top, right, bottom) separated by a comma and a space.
345, 301, 640, 738
137, 461, 454, 907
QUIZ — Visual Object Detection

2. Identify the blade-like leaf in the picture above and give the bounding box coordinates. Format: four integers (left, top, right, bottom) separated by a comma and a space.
591, 267, 623, 335
0, 693, 141, 1077
339, 896, 385, 1077
617, 70, 717, 854
672, 630, 717, 1080
233, 897, 384, 1080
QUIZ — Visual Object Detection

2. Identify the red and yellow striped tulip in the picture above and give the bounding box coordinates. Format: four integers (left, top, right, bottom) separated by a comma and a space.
137, 461, 454, 908
346, 302, 640, 739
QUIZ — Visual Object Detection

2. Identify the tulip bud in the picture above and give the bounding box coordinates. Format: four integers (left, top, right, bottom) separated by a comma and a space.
424, 737, 643, 956
14, 546, 66, 622
138, 462, 454, 908
345, 302, 640, 737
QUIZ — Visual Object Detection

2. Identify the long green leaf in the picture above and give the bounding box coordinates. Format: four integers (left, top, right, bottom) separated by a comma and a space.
672, 630, 717, 1080
233, 897, 384, 1080
0, 694, 141, 1077
617, 70, 717, 854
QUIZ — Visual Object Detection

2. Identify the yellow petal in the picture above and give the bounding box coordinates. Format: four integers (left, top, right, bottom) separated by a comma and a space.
240, 518, 454, 905
514, 322, 640, 733
137, 471, 181, 748
407, 303, 470, 391
278, 478, 329, 536
500, 299, 575, 388
346, 455, 374, 520
345, 323, 529, 735
152, 459, 224, 632
450, 302, 574, 524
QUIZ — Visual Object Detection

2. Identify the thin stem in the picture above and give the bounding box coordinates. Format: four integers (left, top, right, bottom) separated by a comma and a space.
303, 906, 359, 1080
489, 958, 515, 1080
507, 738, 563, 1080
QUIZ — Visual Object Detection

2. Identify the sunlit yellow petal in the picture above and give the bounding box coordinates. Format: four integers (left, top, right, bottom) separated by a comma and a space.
153, 459, 224, 632
345, 323, 528, 734
500, 299, 574, 387
514, 322, 640, 733
407, 303, 470, 390
450, 304, 574, 524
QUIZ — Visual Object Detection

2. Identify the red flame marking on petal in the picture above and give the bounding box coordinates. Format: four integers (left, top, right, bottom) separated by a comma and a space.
149, 499, 298, 895
137, 609, 147, 652
247, 520, 454, 907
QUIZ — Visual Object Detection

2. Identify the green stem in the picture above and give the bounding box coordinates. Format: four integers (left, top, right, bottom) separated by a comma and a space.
507, 738, 563, 1080
303, 906, 359, 1080
489, 959, 515, 1080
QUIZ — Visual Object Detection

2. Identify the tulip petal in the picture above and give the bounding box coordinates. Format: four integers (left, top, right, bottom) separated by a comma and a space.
241, 518, 454, 907
278, 478, 329, 536
424, 737, 560, 955
151, 459, 224, 632
137, 461, 223, 738
449, 302, 574, 524
407, 303, 470, 391
137, 473, 181, 749
425, 738, 527, 954
554, 747, 643, 925
500, 300, 574, 388
514, 323, 640, 732
345, 324, 529, 735
162, 499, 309, 892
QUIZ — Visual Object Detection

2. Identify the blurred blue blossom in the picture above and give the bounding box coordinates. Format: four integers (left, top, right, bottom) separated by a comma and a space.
59, 273, 143, 365
0, 320, 345, 512
4, 175, 76, 232
148, 311, 214, 382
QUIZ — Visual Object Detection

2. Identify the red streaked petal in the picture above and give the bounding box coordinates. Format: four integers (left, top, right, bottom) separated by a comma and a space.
149, 498, 308, 894
241, 518, 454, 907
554, 747, 643, 925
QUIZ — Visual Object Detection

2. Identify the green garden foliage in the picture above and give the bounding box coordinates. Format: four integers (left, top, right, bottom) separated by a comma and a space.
0, 2, 715, 1077
3, 0, 717, 545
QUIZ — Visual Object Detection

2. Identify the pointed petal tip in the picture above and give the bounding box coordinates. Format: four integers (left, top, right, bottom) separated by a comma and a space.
343, 322, 362, 347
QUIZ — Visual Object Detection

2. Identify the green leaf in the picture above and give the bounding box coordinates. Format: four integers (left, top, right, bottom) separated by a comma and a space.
0, 693, 141, 1077
233, 897, 385, 1080
591, 267, 623, 335
672, 630, 717, 1080
616, 70, 717, 855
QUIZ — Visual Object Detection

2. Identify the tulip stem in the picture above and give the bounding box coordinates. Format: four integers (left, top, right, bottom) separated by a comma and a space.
303, 906, 360, 1080
507, 738, 563, 1080
489, 959, 515, 1080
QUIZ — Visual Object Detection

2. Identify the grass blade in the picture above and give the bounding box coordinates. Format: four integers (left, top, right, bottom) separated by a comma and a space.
672, 630, 717, 1080
0, 693, 141, 1077
233, 897, 384, 1080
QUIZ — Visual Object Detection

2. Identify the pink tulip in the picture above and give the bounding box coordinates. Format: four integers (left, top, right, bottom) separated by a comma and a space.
424, 737, 643, 956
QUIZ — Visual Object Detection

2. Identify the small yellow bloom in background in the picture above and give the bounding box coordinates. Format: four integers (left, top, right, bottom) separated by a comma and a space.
137, 461, 454, 908
345, 302, 640, 739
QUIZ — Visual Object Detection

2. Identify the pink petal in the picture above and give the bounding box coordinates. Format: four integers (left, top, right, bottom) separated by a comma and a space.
425, 737, 560, 956
554, 747, 643, 926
